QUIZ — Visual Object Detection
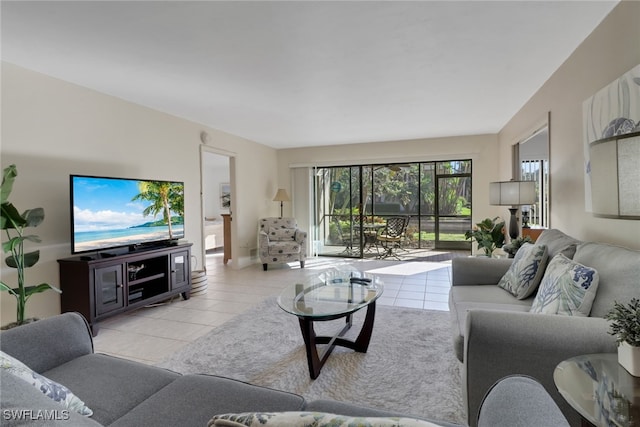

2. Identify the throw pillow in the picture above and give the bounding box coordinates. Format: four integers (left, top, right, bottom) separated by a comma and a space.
497, 243, 548, 299
269, 227, 295, 241
210, 412, 441, 427
0, 350, 93, 416
529, 254, 600, 316
534, 229, 581, 259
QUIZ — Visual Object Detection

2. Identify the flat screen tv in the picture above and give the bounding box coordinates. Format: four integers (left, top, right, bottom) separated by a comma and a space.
70, 175, 185, 254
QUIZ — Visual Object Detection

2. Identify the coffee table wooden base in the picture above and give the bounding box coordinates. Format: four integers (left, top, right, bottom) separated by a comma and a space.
298, 301, 376, 379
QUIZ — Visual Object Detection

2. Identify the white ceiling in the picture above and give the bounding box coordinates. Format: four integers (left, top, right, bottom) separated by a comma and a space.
1, 1, 618, 149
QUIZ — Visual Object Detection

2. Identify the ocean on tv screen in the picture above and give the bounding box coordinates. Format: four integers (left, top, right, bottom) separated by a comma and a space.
74, 224, 184, 252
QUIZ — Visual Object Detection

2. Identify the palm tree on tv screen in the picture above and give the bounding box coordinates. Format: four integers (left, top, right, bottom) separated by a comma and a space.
132, 181, 184, 239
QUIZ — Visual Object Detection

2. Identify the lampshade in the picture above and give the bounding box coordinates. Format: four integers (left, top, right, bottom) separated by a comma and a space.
589, 135, 640, 218
489, 181, 536, 206
272, 189, 291, 202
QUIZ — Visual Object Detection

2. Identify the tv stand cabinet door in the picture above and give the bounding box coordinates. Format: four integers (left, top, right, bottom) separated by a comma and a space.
170, 249, 190, 291
94, 264, 125, 316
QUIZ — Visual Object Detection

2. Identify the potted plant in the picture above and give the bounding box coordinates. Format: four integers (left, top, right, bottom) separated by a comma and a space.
605, 298, 640, 376
464, 217, 506, 257
1, 164, 61, 328
503, 235, 534, 258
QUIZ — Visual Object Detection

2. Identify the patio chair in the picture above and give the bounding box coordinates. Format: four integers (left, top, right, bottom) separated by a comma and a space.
375, 216, 409, 259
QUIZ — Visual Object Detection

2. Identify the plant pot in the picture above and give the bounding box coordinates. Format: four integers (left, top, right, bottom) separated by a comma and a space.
0, 318, 39, 330
618, 341, 640, 377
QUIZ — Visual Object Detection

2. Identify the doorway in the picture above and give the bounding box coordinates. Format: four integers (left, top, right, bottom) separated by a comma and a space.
200, 147, 232, 264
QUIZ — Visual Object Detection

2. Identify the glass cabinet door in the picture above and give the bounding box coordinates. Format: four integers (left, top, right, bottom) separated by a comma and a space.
170, 251, 190, 289
94, 264, 124, 316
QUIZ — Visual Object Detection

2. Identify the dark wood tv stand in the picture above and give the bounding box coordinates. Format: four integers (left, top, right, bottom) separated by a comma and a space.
58, 243, 192, 336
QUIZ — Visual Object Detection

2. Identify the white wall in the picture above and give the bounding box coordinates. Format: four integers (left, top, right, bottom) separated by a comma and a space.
498, 1, 640, 249
1, 63, 278, 324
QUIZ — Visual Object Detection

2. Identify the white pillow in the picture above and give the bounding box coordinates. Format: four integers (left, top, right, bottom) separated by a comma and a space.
530, 254, 600, 316
0, 350, 93, 416
497, 243, 548, 299
210, 412, 441, 427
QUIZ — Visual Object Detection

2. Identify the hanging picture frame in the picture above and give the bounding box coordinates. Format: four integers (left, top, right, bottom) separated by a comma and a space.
220, 183, 230, 209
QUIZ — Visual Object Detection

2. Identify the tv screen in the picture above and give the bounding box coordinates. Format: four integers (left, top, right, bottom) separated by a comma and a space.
70, 175, 185, 254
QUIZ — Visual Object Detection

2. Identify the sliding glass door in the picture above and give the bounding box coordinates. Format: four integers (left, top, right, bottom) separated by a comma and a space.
314, 159, 472, 257
315, 166, 363, 258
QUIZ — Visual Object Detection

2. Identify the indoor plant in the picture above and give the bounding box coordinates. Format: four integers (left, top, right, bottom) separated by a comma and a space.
464, 217, 506, 257
503, 235, 534, 258
605, 298, 640, 376
1, 164, 61, 328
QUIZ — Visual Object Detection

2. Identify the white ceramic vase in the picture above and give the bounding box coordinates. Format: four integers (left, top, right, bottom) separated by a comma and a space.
618, 341, 640, 377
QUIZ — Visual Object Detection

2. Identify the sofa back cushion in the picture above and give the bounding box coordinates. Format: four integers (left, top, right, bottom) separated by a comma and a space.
535, 229, 581, 259
573, 242, 640, 317
269, 227, 296, 241
0, 312, 93, 373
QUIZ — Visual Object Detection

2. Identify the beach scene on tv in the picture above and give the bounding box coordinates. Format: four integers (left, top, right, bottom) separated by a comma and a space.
72, 176, 184, 253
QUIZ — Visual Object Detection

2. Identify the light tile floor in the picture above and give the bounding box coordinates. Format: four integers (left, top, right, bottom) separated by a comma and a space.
93, 253, 452, 365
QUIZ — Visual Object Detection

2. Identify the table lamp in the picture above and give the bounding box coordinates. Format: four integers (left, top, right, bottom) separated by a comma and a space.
489, 181, 536, 239
273, 189, 291, 217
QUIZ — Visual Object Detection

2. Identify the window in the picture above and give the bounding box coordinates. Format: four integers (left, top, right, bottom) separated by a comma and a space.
313, 160, 472, 257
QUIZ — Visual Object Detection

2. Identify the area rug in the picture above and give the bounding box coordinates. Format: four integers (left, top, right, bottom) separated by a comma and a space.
157, 297, 465, 424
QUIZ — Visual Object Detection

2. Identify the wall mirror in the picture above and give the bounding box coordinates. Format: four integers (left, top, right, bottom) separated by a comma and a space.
515, 118, 550, 230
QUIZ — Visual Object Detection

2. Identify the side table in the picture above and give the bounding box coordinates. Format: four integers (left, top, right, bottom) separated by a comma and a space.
554, 353, 640, 427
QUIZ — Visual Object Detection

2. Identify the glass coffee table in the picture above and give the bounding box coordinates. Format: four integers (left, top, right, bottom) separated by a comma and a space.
277, 268, 383, 379
554, 353, 640, 427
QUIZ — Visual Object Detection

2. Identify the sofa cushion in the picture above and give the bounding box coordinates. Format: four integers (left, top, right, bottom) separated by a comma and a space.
43, 353, 179, 426
0, 370, 102, 427
269, 227, 295, 241
0, 350, 93, 416
0, 312, 94, 374
530, 254, 599, 316
572, 242, 640, 318
110, 374, 306, 427
210, 412, 442, 427
268, 241, 301, 255
535, 229, 581, 259
449, 286, 533, 360
497, 243, 548, 299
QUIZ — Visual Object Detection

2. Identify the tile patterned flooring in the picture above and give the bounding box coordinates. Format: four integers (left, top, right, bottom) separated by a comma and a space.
93, 253, 453, 365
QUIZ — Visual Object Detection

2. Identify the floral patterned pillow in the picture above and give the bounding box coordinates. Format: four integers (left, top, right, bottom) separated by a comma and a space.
0, 350, 93, 416
269, 227, 295, 241
497, 243, 549, 299
530, 253, 600, 316
210, 412, 440, 427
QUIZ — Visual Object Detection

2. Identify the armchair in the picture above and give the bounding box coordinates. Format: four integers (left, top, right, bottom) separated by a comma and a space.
258, 217, 307, 271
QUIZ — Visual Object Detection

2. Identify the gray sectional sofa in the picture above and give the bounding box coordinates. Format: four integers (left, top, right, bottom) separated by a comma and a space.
0, 312, 464, 427
1, 311, 574, 426
449, 229, 640, 427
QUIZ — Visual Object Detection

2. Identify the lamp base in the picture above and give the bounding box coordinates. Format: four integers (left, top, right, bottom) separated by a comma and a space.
507, 208, 519, 240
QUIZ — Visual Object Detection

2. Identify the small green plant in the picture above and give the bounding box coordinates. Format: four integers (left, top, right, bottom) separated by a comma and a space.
503, 235, 534, 257
464, 217, 506, 257
605, 298, 640, 347
1, 164, 61, 325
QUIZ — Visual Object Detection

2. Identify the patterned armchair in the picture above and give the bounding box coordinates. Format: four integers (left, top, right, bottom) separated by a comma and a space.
258, 217, 307, 271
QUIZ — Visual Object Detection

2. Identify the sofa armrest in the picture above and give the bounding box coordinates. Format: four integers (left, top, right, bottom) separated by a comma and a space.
451, 257, 513, 286
463, 310, 616, 427
294, 229, 307, 243
259, 230, 270, 248
0, 312, 94, 373
477, 376, 569, 427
